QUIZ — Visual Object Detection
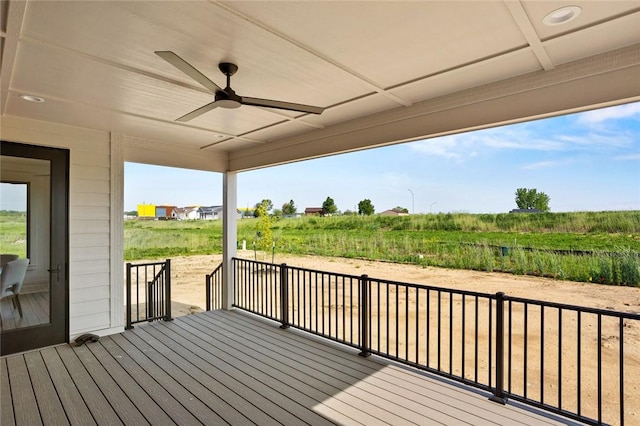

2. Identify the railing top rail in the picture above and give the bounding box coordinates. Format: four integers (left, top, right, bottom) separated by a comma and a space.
207, 262, 223, 278
505, 294, 640, 320
127, 260, 169, 268
233, 257, 496, 298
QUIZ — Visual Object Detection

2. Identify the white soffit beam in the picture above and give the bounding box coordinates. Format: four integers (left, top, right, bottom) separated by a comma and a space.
503, 0, 555, 70
122, 135, 229, 173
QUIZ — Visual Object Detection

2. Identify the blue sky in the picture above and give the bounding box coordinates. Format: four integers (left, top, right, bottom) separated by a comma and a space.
125, 102, 640, 214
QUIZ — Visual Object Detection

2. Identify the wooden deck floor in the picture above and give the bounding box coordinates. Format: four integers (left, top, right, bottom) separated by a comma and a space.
1, 309, 583, 425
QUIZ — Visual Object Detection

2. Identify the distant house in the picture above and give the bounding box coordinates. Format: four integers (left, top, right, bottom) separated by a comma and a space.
304, 207, 324, 216
380, 208, 410, 216
509, 208, 543, 214
174, 206, 199, 220
155, 205, 176, 220
199, 206, 222, 220
198, 206, 242, 220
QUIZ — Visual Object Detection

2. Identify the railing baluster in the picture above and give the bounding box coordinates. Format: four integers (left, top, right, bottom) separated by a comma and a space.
540, 305, 545, 405
474, 295, 478, 383
280, 263, 289, 329
577, 311, 581, 417
415, 289, 419, 364
359, 274, 369, 357
620, 317, 624, 426
126, 263, 132, 329
449, 292, 453, 374
164, 259, 171, 321
489, 292, 506, 404
558, 308, 562, 410
598, 314, 602, 424
437, 290, 441, 371
406, 286, 409, 361
462, 294, 466, 380
206, 274, 211, 311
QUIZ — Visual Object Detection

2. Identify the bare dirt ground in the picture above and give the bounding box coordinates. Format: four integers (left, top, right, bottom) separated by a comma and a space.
163, 252, 640, 425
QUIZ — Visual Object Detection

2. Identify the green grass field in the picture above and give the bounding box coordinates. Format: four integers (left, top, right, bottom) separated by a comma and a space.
2, 210, 638, 286
125, 211, 640, 287
0, 211, 27, 258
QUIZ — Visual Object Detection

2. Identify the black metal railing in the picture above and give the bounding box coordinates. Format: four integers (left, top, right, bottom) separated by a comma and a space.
231, 257, 639, 426
206, 262, 224, 311
126, 259, 171, 329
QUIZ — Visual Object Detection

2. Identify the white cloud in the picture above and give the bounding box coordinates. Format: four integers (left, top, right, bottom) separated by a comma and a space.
613, 153, 640, 161
578, 103, 640, 124
409, 134, 465, 159
522, 160, 565, 170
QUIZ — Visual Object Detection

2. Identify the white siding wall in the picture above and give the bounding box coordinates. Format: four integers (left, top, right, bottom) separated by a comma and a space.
1, 116, 123, 337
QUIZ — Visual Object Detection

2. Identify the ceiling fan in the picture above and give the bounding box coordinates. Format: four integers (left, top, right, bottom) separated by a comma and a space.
155, 51, 325, 122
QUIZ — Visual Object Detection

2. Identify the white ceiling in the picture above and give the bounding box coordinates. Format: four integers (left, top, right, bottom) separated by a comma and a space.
1, 1, 639, 172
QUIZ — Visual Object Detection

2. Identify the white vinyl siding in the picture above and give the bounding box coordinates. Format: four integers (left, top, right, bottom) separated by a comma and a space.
69, 144, 112, 334
1, 116, 120, 338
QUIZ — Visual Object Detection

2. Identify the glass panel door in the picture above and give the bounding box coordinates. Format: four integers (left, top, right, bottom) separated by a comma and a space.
1, 141, 68, 355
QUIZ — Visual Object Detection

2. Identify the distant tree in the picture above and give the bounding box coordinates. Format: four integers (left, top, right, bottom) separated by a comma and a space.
272, 208, 283, 218
394, 206, 409, 213
124, 210, 138, 217
342, 209, 357, 216
322, 196, 337, 215
282, 199, 297, 215
254, 199, 273, 217
358, 199, 375, 215
515, 188, 550, 211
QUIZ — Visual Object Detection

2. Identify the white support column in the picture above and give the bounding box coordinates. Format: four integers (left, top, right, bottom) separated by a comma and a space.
222, 172, 238, 310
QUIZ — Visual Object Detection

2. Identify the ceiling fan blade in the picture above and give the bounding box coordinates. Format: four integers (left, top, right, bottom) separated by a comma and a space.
155, 51, 223, 94
241, 97, 325, 114
176, 101, 219, 122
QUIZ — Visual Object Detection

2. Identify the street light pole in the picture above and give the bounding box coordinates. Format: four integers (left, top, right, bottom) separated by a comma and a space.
408, 189, 414, 214
430, 202, 437, 213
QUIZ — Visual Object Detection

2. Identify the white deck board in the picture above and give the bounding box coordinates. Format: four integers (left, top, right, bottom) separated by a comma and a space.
1, 309, 584, 425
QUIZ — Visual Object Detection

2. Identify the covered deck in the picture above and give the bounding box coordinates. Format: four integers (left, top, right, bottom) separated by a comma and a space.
2, 309, 578, 425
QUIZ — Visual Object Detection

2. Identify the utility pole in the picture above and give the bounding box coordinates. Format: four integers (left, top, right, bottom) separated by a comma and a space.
408, 189, 415, 214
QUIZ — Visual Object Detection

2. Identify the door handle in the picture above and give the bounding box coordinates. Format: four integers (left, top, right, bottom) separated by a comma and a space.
48, 264, 61, 283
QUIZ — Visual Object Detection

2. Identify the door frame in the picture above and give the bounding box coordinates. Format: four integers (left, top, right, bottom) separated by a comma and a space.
1, 140, 69, 355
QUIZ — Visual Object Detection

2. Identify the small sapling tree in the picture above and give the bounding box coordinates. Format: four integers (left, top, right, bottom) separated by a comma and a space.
254, 200, 274, 253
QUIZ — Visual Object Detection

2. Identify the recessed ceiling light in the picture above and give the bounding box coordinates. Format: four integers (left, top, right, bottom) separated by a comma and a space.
543, 6, 581, 26
20, 94, 45, 103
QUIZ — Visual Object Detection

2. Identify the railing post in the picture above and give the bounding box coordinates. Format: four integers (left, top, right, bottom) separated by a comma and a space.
126, 263, 133, 329
490, 291, 507, 404
280, 263, 289, 329
147, 280, 154, 319
206, 274, 211, 311
164, 259, 172, 321
359, 274, 370, 357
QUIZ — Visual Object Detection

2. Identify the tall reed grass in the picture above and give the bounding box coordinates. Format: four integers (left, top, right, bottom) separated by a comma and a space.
122, 211, 640, 286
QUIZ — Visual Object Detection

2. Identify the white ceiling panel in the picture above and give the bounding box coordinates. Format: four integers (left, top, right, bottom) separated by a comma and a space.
391, 49, 542, 104
522, 1, 640, 41
223, 1, 529, 88
543, 13, 640, 66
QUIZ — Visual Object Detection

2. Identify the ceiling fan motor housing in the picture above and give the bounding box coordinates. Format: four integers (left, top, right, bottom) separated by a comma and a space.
215, 89, 242, 109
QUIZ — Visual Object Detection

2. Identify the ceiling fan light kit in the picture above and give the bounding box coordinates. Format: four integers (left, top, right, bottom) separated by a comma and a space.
155, 51, 325, 121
